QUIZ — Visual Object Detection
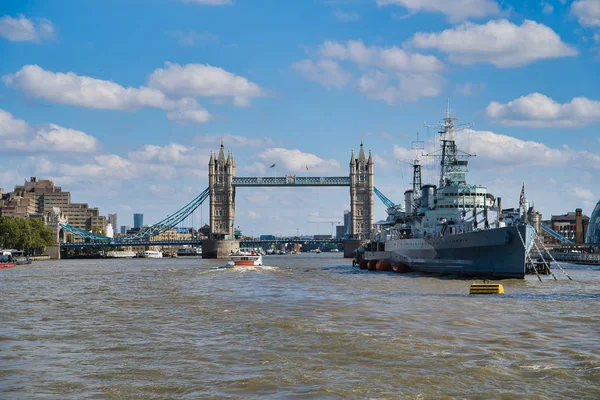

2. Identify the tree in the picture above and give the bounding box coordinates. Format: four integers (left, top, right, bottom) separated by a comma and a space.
0, 216, 54, 255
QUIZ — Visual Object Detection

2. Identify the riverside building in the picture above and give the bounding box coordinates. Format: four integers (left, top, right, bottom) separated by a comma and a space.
0, 177, 106, 232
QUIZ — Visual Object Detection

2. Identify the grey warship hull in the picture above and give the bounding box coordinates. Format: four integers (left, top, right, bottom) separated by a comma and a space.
364, 224, 535, 279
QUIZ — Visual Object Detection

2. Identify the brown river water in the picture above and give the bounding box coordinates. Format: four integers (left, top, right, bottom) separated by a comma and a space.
1, 254, 599, 399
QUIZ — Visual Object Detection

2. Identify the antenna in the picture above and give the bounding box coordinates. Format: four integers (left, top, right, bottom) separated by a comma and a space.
411, 132, 425, 160
423, 101, 475, 188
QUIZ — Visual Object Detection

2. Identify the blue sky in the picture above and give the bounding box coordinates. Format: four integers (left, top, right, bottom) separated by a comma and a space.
1, 0, 599, 236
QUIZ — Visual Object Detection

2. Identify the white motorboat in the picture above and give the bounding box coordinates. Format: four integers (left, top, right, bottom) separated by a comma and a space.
138, 250, 163, 258
227, 248, 263, 266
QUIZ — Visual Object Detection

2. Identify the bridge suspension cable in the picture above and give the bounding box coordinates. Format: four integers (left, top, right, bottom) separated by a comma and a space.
60, 187, 210, 242
540, 223, 574, 245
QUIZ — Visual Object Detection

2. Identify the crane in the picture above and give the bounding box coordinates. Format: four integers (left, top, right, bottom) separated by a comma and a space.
308, 220, 342, 237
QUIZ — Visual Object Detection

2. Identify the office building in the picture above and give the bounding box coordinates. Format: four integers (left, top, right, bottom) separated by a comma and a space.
134, 213, 144, 228
586, 200, 600, 244
0, 177, 106, 232
548, 209, 589, 244
108, 213, 117, 233
120, 225, 131, 234
343, 210, 351, 236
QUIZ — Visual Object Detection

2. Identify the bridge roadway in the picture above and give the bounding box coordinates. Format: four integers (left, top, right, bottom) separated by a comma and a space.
232, 176, 350, 186
60, 238, 345, 248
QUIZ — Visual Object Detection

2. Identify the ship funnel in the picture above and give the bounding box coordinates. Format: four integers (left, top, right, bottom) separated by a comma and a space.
421, 185, 436, 210
404, 190, 414, 215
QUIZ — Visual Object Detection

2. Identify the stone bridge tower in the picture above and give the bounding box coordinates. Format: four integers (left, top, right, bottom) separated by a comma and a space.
349, 142, 374, 239
43, 207, 68, 259
208, 140, 236, 239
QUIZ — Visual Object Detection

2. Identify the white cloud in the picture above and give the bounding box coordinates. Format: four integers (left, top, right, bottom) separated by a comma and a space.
166, 107, 212, 124
3, 63, 265, 123
3, 64, 170, 111
373, 154, 390, 168
540, 2, 554, 14
293, 40, 444, 104
376, 0, 499, 22
319, 40, 443, 72
455, 81, 485, 96
128, 143, 206, 166
573, 186, 596, 202
0, 14, 54, 42
30, 124, 99, 153
486, 93, 600, 127
410, 19, 578, 67
393, 144, 435, 164
147, 62, 266, 107
332, 9, 360, 22
195, 134, 275, 147
456, 129, 570, 167
291, 59, 351, 88
254, 148, 341, 173
0, 108, 100, 153
34, 155, 139, 181
247, 210, 261, 219
180, 0, 232, 5
0, 109, 28, 136
166, 30, 219, 46
356, 70, 443, 104
571, 0, 600, 27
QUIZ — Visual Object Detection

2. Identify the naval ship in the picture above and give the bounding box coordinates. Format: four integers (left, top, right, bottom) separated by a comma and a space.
361, 108, 536, 279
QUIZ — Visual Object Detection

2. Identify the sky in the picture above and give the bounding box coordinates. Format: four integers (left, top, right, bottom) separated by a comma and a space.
1, 0, 599, 237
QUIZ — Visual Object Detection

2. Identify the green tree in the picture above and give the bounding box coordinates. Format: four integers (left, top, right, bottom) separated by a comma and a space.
0, 216, 18, 249
0, 216, 54, 255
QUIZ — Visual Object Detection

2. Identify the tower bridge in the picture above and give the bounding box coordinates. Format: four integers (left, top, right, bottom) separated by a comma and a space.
55, 140, 379, 259
206, 140, 374, 257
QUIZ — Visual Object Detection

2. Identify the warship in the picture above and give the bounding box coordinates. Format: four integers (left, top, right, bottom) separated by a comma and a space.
361, 107, 536, 279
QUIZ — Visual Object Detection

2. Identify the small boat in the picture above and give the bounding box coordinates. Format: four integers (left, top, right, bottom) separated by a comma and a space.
330, 249, 340, 253
138, 250, 163, 258
106, 250, 136, 258
177, 247, 202, 256
227, 248, 263, 266
0, 253, 16, 268
5, 250, 31, 265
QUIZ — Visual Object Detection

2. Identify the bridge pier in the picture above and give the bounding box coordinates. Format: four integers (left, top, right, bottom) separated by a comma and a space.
343, 239, 365, 259
202, 239, 240, 259
44, 245, 61, 260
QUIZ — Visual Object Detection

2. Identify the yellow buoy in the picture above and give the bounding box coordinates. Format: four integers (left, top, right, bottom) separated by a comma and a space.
469, 282, 504, 295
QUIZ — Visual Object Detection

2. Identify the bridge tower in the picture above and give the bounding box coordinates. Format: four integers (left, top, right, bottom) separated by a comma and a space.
208, 140, 236, 239
349, 141, 374, 239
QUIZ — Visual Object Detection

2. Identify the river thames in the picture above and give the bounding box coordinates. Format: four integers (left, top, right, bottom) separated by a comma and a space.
1, 254, 599, 399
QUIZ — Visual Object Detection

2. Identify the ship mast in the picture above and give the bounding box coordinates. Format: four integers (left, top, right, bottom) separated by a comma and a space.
425, 100, 474, 188
412, 133, 424, 196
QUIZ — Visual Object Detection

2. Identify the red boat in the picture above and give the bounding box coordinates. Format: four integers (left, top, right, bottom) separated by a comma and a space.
0, 262, 16, 269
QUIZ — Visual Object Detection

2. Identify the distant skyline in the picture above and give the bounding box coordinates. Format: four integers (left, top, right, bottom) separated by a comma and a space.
1, 0, 599, 236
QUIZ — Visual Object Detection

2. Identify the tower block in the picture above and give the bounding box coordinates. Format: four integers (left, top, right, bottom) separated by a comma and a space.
208, 140, 236, 239
349, 141, 374, 239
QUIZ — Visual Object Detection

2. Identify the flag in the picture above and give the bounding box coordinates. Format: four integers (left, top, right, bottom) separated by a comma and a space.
306, 164, 309, 171
270, 163, 276, 168
519, 183, 525, 206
